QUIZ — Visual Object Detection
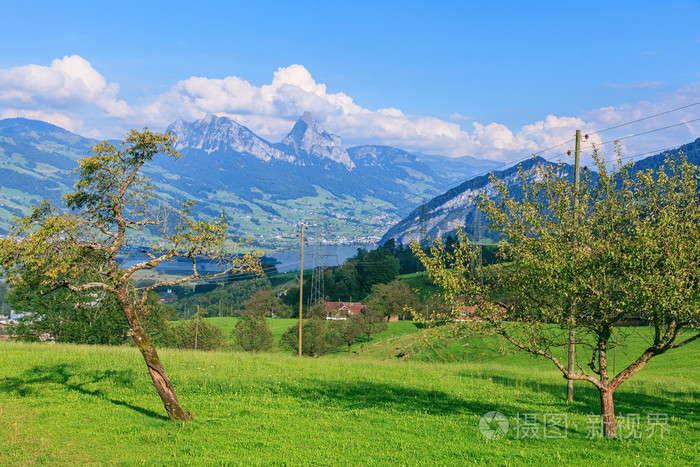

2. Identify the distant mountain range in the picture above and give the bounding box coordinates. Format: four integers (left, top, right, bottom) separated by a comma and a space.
0, 115, 499, 245
381, 138, 700, 244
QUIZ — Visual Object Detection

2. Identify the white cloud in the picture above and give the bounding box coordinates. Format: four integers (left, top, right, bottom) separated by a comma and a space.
0, 109, 85, 134
449, 112, 475, 121
0, 55, 129, 119
1, 56, 699, 165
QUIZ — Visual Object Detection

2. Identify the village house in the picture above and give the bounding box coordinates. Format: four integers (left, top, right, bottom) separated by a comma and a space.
324, 301, 399, 321
324, 301, 366, 320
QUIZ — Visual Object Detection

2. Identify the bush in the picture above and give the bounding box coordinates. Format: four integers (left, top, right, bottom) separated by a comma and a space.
232, 316, 274, 352
173, 317, 224, 350
280, 319, 341, 356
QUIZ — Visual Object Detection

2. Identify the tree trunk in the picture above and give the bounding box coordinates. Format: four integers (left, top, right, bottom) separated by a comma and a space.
116, 286, 191, 421
567, 325, 575, 401
599, 388, 616, 437
130, 323, 192, 421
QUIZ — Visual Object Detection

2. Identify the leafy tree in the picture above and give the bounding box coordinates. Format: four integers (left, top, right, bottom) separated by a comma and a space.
354, 306, 388, 341
0, 279, 8, 313
243, 288, 291, 318
231, 316, 274, 352
367, 280, 420, 320
139, 292, 179, 348
173, 314, 225, 351
8, 275, 130, 345
414, 152, 700, 437
0, 129, 261, 420
281, 319, 340, 356
332, 317, 363, 352
357, 248, 399, 296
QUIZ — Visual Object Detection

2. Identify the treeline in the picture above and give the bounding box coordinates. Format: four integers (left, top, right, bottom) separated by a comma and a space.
169, 277, 271, 318
281, 236, 501, 311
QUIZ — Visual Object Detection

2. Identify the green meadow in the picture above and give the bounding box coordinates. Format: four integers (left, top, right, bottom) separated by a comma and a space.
1, 322, 698, 465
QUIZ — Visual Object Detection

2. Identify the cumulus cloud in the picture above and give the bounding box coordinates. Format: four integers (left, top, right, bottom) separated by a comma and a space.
0, 108, 85, 134
141, 63, 699, 163
1, 56, 699, 165
0, 55, 129, 118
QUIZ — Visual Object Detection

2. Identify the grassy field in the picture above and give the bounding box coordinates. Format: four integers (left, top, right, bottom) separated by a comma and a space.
1, 326, 698, 465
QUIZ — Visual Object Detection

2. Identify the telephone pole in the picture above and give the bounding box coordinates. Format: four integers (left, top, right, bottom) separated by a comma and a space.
567, 129, 582, 402
195, 305, 200, 351
298, 223, 305, 357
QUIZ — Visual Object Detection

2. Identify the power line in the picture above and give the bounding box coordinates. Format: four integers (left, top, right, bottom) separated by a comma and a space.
587, 101, 700, 136
169, 104, 700, 251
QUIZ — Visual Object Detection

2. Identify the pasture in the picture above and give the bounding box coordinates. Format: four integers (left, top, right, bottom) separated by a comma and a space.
0, 324, 698, 465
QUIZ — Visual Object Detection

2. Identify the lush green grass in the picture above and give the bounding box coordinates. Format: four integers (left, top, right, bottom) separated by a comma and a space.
1, 333, 698, 465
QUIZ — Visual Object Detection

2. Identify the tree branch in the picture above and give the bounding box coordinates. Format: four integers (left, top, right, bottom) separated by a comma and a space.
499, 326, 604, 389
67, 282, 109, 292
670, 330, 700, 349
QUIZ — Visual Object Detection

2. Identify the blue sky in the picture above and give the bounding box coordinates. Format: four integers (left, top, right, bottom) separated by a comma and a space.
1, 0, 699, 163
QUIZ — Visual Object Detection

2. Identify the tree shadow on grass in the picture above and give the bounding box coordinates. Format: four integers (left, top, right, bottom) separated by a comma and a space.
266, 378, 518, 417
0, 363, 169, 421
467, 372, 700, 424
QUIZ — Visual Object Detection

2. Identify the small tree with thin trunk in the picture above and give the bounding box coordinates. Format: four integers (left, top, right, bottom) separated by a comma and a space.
232, 315, 274, 352
0, 129, 261, 421
413, 151, 700, 437
354, 306, 388, 342
333, 316, 363, 352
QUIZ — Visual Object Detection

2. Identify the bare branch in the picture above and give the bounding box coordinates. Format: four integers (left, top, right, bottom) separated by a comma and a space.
499, 327, 603, 388
67, 282, 110, 292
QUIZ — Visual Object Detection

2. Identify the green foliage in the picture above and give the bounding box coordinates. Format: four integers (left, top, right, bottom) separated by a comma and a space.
9, 288, 130, 345
414, 150, 700, 436
356, 248, 400, 296
172, 315, 225, 351
243, 288, 292, 318
138, 293, 179, 348
332, 317, 363, 352
4, 250, 131, 345
353, 307, 388, 341
231, 316, 274, 352
366, 280, 420, 320
173, 277, 270, 317
280, 319, 341, 356
0, 279, 8, 311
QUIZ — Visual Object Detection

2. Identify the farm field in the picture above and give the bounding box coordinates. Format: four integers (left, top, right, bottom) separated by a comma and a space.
1, 327, 698, 465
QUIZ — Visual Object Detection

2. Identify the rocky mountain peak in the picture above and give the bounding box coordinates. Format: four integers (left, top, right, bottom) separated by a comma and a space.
281, 113, 355, 170
166, 114, 292, 162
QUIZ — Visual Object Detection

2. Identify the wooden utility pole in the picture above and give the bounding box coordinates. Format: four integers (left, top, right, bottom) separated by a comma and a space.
298, 224, 305, 357
567, 129, 582, 402
195, 304, 200, 351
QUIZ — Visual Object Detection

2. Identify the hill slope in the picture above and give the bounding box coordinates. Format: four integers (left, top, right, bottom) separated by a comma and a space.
382, 138, 700, 244
0, 116, 499, 245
